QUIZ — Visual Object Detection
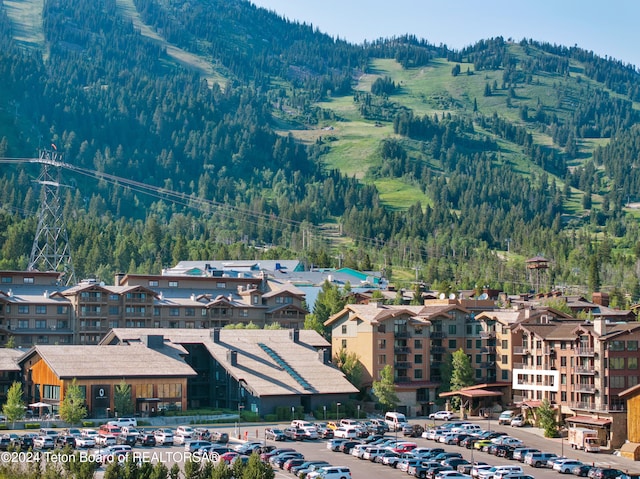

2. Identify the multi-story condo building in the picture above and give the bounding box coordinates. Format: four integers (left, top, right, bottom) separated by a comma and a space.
511, 316, 638, 449
0, 270, 308, 347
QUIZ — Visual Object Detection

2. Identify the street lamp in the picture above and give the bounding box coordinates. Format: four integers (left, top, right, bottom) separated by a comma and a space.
323, 405, 327, 421
357, 405, 360, 420
336, 402, 341, 422
291, 406, 295, 421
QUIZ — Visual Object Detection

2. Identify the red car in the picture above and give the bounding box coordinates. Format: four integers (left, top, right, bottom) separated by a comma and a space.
219, 452, 239, 464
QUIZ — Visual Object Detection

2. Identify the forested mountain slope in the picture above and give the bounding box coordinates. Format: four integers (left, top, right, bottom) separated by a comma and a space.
1, 0, 640, 303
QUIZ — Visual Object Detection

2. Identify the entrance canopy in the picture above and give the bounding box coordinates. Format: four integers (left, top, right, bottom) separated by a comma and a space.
566, 415, 612, 427
439, 388, 503, 399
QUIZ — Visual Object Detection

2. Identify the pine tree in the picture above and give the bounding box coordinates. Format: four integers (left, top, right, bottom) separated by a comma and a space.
59, 378, 87, 425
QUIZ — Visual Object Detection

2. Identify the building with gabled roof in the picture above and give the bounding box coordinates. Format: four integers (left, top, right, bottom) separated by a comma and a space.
18, 340, 197, 418
101, 328, 358, 415
0, 348, 23, 404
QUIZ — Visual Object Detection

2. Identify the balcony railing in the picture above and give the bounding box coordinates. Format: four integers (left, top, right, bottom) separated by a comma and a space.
574, 383, 596, 393
394, 330, 410, 338
479, 361, 496, 368
480, 346, 496, 354
429, 331, 447, 339
394, 361, 412, 369
576, 347, 595, 356
431, 346, 446, 354
394, 347, 411, 354
574, 366, 596, 375
513, 346, 529, 355
480, 331, 496, 339
568, 401, 626, 412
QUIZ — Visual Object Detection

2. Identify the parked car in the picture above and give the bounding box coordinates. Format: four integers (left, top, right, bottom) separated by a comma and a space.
0, 436, 11, 451
572, 465, 594, 477
75, 435, 95, 448
430, 411, 455, 421
403, 424, 425, 437
265, 427, 286, 441
54, 435, 77, 448
116, 434, 137, 447
284, 427, 306, 441
137, 433, 156, 447
95, 434, 117, 447
153, 429, 174, 445
33, 435, 55, 449
554, 460, 585, 474
510, 415, 526, 427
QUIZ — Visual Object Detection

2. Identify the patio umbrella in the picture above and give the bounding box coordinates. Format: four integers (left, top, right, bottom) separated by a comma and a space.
28, 402, 51, 408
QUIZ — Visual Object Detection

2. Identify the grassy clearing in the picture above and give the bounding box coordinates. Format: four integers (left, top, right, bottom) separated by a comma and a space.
4, 0, 45, 52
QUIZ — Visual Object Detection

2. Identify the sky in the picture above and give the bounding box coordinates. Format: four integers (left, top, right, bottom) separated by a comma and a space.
250, 0, 640, 69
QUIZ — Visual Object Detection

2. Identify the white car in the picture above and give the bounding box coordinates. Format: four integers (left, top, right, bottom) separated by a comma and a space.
510, 415, 525, 427
154, 429, 174, 445
33, 435, 54, 449
95, 434, 116, 446
436, 472, 472, 479
429, 411, 455, 420
553, 460, 584, 473
74, 436, 96, 448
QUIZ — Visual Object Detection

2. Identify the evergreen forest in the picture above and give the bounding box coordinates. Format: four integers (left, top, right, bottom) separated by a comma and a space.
1, 0, 640, 303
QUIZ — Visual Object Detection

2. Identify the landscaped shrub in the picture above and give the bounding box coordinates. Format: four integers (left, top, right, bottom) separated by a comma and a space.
25, 423, 40, 429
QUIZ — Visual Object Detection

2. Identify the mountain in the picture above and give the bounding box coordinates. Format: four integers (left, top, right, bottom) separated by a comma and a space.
1, 0, 640, 303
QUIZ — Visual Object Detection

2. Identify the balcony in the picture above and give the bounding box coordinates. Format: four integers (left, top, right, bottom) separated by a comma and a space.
480, 346, 496, 354
513, 346, 529, 355
574, 383, 596, 393
480, 331, 496, 339
394, 346, 411, 354
429, 331, 447, 339
568, 401, 626, 412
574, 366, 596, 375
394, 330, 410, 338
479, 361, 495, 368
576, 347, 595, 356
394, 361, 412, 369
431, 346, 446, 354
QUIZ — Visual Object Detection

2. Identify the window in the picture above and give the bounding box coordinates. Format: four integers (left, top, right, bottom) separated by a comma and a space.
341, 325, 347, 334
43, 385, 60, 399
216, 282, 226, 289
169, 308, 180, 317
629, 357, 638, 369
109, 294, 119, 301
501, 355, 508, 364
185, 308, 195, 317
201, 308, 207, 316
629, 376, 639, 387
154, 307, 160, 316
475, 369, 482, 378
109, 320, 119, 328
536, 356, 542, 366
378, 354, 386, 365
239, 309, 248, 317
610, 357, 625, 369
475, 354, 482, 363
253, 295, 259, 305
377, 324, 386, 333
501, 340, 508, 349
561, 357, 567, 367
466, 339, 472, 349
168, 281, 178, 288
57, 306, 68, 314
148, 280, 158, 287
448, 324, 457, 334
502, 370, 509, 380
23, 277, 34, 284
414, 354, 423, 364
136, 384, 153, 398
35, 306, 46, 314
1, 276, 12, 283
18, 320, 28, 329
109, 306, 119, 315
35, 320, 46, 329
414, 339, 422, 349
560, 341, 567, 350
18, 305, 29, 314
475, 339, 482, 349
561, 391, 567, 401
628, 340, 639, 351
378, 339, 386, 349
341, 339, 347, 349
609, 340, 625, 351
448, 339, 457, 349
414, 369, 423, 379
610, 376, 626, 388
561, 374, 567, 385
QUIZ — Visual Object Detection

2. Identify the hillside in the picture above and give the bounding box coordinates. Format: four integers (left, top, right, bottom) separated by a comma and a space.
1, 0, 640, 302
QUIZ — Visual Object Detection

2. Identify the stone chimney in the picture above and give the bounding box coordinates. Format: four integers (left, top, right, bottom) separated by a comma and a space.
114, 272, 125, 286
593, 317, 606, 336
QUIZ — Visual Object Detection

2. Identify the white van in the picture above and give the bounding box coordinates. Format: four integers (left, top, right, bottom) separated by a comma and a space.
384, 411, 409, 431
498, 410, 515, 425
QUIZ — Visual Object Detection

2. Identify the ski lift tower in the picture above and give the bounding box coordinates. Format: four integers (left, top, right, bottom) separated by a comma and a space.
28, 147, 76, 285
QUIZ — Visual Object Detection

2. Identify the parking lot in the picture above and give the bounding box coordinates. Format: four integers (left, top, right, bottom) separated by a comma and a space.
3, 417, 638, 478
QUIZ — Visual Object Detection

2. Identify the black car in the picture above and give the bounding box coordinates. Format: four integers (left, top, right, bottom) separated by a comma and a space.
494, 445, 516, 459
116, 434, 137, 447
460, 436, 478, 449
589, 468, 625, 479
0, 436, 11, 451
136, 433, 156, 447
402, 424, 425, 437
573, 465, 594, 477
339, 440, 360, 454
54, 435, 77, 448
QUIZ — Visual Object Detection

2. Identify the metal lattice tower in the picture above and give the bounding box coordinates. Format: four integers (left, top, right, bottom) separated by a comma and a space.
28, 148, 76, 285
